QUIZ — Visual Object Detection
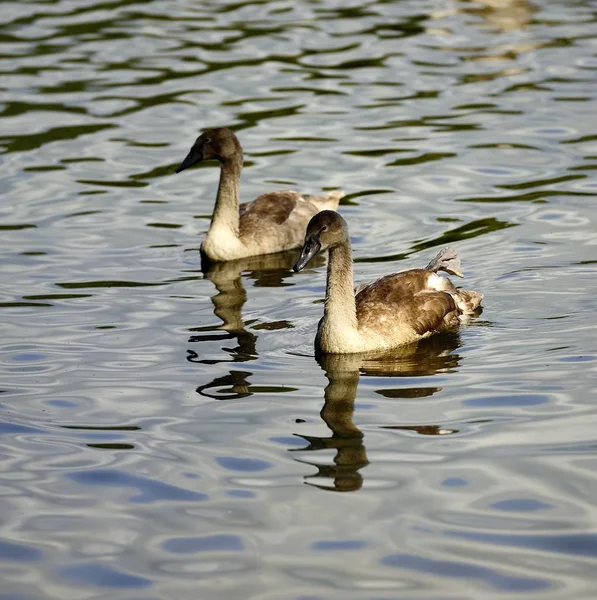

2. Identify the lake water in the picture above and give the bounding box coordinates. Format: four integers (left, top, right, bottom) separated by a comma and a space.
2, 0, 597, 597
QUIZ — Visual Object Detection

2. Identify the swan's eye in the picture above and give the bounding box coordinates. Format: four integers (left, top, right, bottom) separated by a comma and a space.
321, 225, 328, 232
204, 137, 211, 144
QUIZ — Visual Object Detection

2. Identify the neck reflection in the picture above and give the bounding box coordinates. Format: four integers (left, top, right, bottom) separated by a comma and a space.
293, 333, 463, 492
191, 250, 325, 399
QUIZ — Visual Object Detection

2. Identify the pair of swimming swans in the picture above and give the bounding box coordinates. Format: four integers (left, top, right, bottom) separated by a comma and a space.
176, 128, 483, 354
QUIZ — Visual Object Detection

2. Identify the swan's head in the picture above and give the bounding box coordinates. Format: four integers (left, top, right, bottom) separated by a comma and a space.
175, 127, 243, 173
293, 210, 349, 272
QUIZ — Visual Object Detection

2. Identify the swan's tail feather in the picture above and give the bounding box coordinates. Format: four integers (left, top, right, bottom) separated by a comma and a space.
425, 247, 464, 278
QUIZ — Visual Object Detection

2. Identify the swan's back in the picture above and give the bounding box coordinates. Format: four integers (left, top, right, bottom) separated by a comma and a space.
355, 270, 459, 338
238, 190, 343, 253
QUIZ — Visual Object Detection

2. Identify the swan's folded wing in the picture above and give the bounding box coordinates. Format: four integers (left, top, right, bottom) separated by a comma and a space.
355, 270, 458, 335
355, 270, 431, 308
409, 291, 458, 335
239, 191, 301, 233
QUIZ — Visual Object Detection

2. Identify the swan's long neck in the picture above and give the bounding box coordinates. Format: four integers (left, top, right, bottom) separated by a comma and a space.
209, 156, 242, 239
321, 241, 359, 347
322, 366, 362, 438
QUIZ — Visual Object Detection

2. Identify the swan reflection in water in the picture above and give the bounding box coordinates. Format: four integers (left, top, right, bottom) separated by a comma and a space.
190, 250, 325, 399
292, 333, 463, 492
189, 252, 464, 492
459, 0, 536, 32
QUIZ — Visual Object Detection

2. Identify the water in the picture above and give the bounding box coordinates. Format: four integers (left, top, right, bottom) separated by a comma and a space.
2, 0, 597, 597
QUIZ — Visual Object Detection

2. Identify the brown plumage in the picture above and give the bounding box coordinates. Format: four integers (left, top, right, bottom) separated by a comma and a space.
175, 127, 343, 261
293, 211, 483, 354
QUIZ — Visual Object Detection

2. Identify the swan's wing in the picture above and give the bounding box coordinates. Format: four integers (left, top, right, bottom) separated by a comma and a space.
239, 190, 343, 232
355, 270, 458, 335
408, 291, 459, 335
355, 270, 431, 306
239, 191, 302, 233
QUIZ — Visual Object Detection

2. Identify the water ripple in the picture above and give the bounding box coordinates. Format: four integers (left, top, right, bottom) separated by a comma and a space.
2, 0, 597, 597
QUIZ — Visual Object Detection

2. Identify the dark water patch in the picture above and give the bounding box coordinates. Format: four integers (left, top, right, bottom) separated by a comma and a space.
165, 275, 203, 284
11, 353, 45, 362
56, 280, 164, 289
0, 302, 53, 308
22, 294, 91, 300
264, 179, 296, 186
376, 388, 442, 399
463, 394, 549, 408
382, 424, 457, 436
270, 436, 304, 447
562, 134, 597, 145
502, 82, 551, 94
216, 457, 272, 472
222, 95, 291, 107
226, 489, 255, 498
86, 443, 135, 450
570, 163, 597, 171
343, 148, 410, 157
312, 540, 367, 551
381, 554, 549, 591
270, 136, 338, 142
63, 211, 102, 219
76, 179, 148, 188
47, 399, 77, 408
249, 149, 296, 157
0, 539, 43, 562
491, 499, 551, 512
110, 138, 169, 148
271, 86, 347, 96
0, 124, 115, 154
554, 97, 591, 102
559, 355, 596, 363
245, 385, 297, 393
0, 418, 49, 433
146, 222, 182, 229
235, 103, 305, 129
449, 531, 597, 558
61, 425, 141, 431
23, 165, 66, 172
442, 478, 468, 487
61, 157, 104, 163
341, 189, 394, 205
163, 534, 244, 554
0, 224, 37, 231
496, 174, 585, 190
251, 320, 294, 331
68, 469, 207, 503
385, 152, 457, 167
60, 563, 152, 589
470, 142, 540, 150
459, 190, 595, 203
132, 164, 182, 181
0, 101, 87, 118
96, 92, 196, 119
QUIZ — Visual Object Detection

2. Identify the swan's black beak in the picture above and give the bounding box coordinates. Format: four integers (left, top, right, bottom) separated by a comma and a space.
293, 234, 322, 272
175, 146, 203, 173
